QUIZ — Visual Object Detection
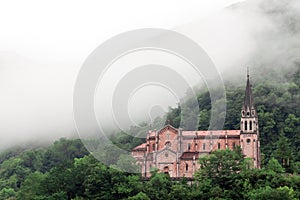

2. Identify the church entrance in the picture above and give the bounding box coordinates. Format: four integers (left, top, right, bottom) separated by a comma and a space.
163, 166, 169, 175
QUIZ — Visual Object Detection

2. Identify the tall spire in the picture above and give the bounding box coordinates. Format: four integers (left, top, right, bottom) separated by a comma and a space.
243, 68, 254, 112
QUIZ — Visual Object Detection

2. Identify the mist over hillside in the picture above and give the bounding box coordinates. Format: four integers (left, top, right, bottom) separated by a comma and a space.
177, 0, 300, 85
0, 0, 300, 150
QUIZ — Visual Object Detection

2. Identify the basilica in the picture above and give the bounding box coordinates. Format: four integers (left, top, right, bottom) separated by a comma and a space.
132, 74, 260, 178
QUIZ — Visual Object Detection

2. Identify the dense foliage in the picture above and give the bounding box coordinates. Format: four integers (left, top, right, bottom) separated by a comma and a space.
0, 139, 299, 200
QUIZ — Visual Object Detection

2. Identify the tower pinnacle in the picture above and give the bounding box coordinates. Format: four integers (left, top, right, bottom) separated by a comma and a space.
247, 67, 249, 78
243, 69, 255, 115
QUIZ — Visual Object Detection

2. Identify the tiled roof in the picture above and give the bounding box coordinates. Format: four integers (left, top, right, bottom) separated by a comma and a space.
158, 124, 178, 135
180, 152, 200, 159
132, 143, 147, 151
182, 130, 240, 137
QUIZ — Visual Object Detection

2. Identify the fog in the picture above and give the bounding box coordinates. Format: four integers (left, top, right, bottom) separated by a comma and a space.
0, 0, 299, 150
177, 0, 300, 83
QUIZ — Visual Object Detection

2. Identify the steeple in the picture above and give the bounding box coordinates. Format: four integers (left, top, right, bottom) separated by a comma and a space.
240, 69, 260, 168
242, 69, 255, 115
241, 69, 256, 118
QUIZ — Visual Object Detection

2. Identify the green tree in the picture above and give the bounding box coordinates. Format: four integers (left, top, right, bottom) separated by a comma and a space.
196, 147, 245, 189
112, 154, 140, 173
20, 150, 43, 172
195, 147, 249, 199
169, 180, 198, 200
17, 172, 46, 200
266, 157, 285, 173
247, 186, 297, 200
128, 192, 150, 200
198, 109, 210, 130
144, 172, 172, 200
272, 133, 293, 172
165, 106, 181, 128
0, 188, 16, 200
41, 138, 88, 172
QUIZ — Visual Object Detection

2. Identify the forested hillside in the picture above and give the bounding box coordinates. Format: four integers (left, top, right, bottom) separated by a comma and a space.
1, 68, 300, 199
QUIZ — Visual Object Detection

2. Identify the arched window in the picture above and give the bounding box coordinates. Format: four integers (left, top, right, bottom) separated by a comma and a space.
244, 121, 248, 131
218, 143, 221, 149
163, 166, 169, 175
185, 163, 189, 172
202, 143, 206, 150
187, 143, 191, 151
249, 121, 252, 131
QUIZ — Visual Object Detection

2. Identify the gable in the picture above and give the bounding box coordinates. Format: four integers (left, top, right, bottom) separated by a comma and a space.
158, 124, 178, 135
157, 125, 179, 152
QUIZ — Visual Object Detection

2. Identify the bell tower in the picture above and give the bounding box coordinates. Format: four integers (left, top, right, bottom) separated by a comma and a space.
240, 70, 260, 168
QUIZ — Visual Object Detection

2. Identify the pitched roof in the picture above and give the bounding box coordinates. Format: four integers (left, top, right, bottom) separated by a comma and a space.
132, 143, 147, 151
180, 152, 200, 159
243, 72, 255, 112
182, 130, 240, 137
158, 124, 178, 135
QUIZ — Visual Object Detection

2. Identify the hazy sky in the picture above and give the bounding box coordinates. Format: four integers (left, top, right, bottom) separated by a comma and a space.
3, 0, 299, 149
0, 0, 243, 149
0, 0, 241, 64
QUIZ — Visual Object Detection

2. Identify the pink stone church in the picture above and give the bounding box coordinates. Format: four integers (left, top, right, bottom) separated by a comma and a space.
132, 74, 261, 178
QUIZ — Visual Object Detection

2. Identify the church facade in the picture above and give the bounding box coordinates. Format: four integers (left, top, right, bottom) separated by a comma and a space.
132, 74, 261, 178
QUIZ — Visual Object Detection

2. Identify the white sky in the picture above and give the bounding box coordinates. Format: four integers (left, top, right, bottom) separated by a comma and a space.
0, 0, 242, 64
0, 0, 244, 148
